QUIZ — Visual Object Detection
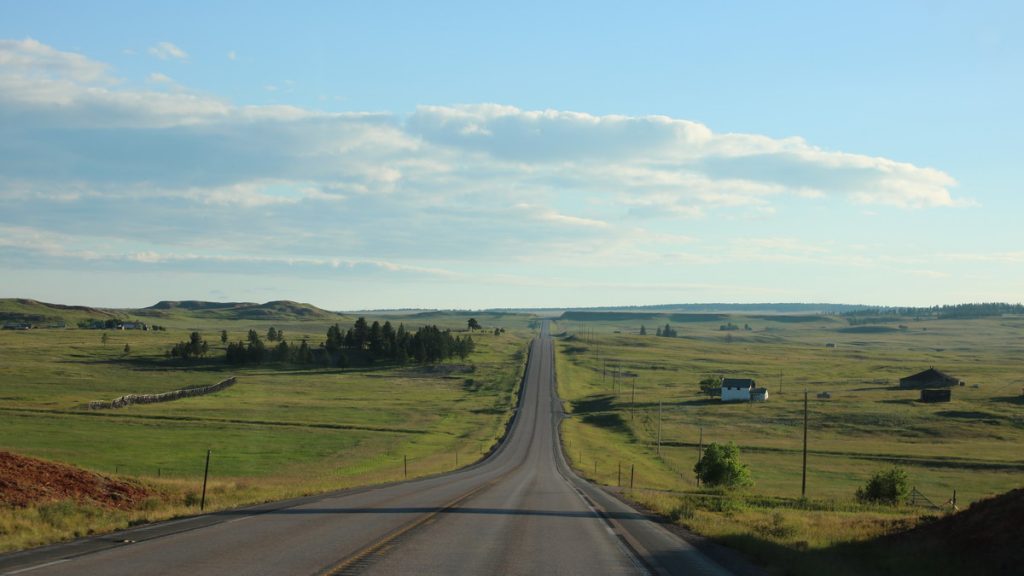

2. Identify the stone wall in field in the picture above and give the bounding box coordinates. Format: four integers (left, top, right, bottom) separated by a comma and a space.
86, 377, 237, 410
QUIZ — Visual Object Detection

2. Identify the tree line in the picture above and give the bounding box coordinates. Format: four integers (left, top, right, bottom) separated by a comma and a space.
170, 318, 476, 367
843, 302, 1024, 320
640, 323, 678, 337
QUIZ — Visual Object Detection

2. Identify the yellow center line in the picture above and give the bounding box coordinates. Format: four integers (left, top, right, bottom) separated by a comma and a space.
316, 477, 500, 576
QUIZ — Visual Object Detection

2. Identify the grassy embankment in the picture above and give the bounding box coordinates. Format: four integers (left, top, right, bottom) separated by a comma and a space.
553, 313, 1024, 576
0, 302, 536, 552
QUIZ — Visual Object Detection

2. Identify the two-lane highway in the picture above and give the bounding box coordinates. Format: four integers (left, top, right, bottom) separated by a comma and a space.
1, 323, 734, 575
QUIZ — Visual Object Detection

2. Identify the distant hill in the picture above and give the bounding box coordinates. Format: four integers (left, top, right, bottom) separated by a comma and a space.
140, 300, 343, 321
558, 303, 871, 314
0, 298, 119, 325
559, 309, 841, 323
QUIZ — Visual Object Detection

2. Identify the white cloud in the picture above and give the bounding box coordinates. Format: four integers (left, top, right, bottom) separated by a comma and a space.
148, 41, 188, 61
943, 251, 1024, 263
536, 210, 609, 229
227, 50, 236, 61
0, 39, 973, 293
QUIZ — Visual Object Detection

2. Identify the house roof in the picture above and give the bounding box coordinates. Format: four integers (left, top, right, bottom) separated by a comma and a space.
900, 368, 959, 383
722, 378, 755, 388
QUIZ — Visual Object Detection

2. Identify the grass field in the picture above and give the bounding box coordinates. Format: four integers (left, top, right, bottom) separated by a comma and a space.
0, 306, 534, 551
553, 313, 1024, 576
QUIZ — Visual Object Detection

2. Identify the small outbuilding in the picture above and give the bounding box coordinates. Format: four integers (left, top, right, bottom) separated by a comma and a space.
721, 378, 756, 402
920, 389, 952, 403
899, 368, 963, 390
751, 387, 769, 402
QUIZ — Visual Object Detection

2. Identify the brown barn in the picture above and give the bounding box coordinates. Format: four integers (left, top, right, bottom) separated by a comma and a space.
899, 368, 962, 390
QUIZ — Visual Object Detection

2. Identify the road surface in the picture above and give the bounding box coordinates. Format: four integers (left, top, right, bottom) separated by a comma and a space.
1, 323, 733, 575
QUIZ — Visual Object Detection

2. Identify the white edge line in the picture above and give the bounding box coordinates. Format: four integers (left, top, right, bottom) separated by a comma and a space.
3, 558, 70, 575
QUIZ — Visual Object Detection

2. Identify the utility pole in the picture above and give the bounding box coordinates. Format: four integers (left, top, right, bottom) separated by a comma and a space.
779, 370, 783, 395
801, 389, 808, 499
200, 449, 211, 511
657, 401, 662, 456
696, 427, 703, 487
631, 376, 637, 421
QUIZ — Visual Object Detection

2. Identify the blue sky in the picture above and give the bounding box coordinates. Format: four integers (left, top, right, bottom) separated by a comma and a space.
1, 1, 1021, 309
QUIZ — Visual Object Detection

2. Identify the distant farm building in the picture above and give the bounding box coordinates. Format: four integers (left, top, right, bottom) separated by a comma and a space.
721, 378, 756, 402
817, 391, 832, 400
751, 387, 769, 402
900, 368, 963, 390
2, 322, 31, 330
118, 322, 148, 331
920, 389, 952, 403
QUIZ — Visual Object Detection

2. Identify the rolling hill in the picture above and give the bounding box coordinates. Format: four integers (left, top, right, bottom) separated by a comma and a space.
0, 299, 120, 325
140, 300, 344, 320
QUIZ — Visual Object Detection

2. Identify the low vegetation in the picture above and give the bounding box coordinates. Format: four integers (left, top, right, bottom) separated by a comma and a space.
856, 467, 910, 506
553, 310, 1023, 576
0, 301, 533, 552
694, 442, 752, 488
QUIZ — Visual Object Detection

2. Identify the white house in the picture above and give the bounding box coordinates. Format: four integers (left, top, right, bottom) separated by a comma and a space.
721, 378, 756, 402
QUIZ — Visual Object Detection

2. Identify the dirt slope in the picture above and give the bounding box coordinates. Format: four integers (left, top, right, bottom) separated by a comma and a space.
884, 487, 1024, 575
0, 451, 148, 509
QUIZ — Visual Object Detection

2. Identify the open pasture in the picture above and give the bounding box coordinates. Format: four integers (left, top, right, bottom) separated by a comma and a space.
555, 312, 1023, 504
553, 312, 1023, 574
0, 309, 532, 551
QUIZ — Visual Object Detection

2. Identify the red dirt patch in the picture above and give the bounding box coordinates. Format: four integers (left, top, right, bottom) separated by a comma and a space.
0, 451, 149, 509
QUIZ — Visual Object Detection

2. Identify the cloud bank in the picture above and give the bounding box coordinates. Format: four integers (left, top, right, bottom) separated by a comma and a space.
0, 38, 964, 294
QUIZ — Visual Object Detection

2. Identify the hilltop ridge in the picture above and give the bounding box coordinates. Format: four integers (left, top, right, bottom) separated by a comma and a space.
141, 300, 342, 320
0, 298, 345, 324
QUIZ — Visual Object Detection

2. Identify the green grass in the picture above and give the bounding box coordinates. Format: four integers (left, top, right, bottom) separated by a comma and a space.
0, 313, 534, 551
552, 314, 1024, 576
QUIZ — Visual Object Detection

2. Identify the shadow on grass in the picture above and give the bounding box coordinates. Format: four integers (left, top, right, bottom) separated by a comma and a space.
877, 399, 916, 406
990, 395, 1024, 406
572, 395, 616, 413
571, 395, 628, 432
708, 530, 987, 576
634, 398, 720, 408
849, 385, 897, 392
62, 356, 234, 372
935, 410, 1002, 423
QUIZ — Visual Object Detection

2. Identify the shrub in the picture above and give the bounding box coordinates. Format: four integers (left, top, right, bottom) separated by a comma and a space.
856, 467, 909, 505
694, 442, 752, 488
183, 491, 201, 507
758, 511, 797, 539
37, 501, 77, 528
699, 376, 722, 398
666, 499, 695, 522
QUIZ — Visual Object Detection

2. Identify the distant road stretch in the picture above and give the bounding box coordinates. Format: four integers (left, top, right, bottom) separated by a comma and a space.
1, 322, 734, 575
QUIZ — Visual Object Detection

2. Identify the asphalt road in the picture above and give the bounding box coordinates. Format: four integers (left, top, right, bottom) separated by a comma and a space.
1, 323, 733, 576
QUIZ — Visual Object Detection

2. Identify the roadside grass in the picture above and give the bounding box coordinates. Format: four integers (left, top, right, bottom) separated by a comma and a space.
552, 314, 1024, 576
0, 314, 533, 552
